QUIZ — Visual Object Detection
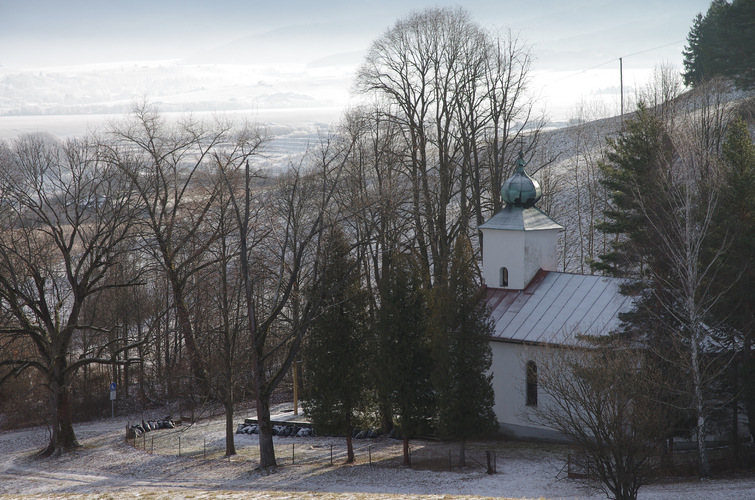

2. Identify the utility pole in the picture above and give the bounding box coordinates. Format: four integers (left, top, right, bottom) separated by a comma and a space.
620, 57, 624, 121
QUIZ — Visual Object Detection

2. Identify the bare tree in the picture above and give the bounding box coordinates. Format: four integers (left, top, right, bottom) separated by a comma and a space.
531, 339, 674, 500
0, 134, 139, 455
106, 103, 265, 397
218, 133, 353, 468
635, 124, 731, 478
357, 7, 545, 285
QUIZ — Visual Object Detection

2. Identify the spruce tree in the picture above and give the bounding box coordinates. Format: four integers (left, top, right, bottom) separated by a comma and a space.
593, 105, 691, 452
710, 117, 755, 441
682, 0, 755, 89
430, 235, 497, 467
302, 227, 368, 463
373, 252, 434, 466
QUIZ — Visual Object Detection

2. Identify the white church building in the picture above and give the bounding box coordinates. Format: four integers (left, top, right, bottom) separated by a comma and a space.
479, 152, 634, 440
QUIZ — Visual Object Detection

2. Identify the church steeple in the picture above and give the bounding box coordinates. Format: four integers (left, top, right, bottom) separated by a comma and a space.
479, 151, 561, 290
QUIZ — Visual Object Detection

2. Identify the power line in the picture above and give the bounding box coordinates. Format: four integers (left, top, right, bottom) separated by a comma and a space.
543, 39, 685, 86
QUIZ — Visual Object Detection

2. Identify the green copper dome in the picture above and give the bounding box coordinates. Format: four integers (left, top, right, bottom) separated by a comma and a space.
501, 151, 542, 208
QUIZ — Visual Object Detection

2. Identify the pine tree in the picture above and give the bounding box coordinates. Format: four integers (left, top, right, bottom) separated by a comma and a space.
683, 13, 707, 87
593, 105, 674, 283
593, 105, 691, 463
682, 0, 755, 89
302, 227, 369, 463
430, 235, 497, 467
594, 102, 734, 476
711, 117, 755, 442
373, 252, 434, 466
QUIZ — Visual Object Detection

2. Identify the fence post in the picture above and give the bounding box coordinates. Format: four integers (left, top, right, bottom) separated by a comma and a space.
369, 446, 372, 466
151, 436, 154, 454
292, 443, 295, 465
486, 450, 497, 474
143, 433, 146, 451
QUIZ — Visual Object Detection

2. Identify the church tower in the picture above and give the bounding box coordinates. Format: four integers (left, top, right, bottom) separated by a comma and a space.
479, 152, 562, 290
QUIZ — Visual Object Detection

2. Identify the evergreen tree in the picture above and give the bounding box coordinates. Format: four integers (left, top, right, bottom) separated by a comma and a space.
593, 106, 691, 463
594, 102, 733, 476
373, 252, 434, 466
682, 13, 707, 87
593, 105, 674, 283
430, 235, 497, 467
683, 0, 755, 89
710, 117, 755, 442
302, 227, 368, 463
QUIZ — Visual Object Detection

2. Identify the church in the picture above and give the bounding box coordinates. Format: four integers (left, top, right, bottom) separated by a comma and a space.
479, 152, 635, 440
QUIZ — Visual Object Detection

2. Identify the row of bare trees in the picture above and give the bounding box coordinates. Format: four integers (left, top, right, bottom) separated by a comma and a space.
0, 103, 357, 467
0, 6, 546, 465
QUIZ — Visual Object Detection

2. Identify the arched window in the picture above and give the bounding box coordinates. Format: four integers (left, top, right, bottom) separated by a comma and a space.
526, 361, 538, 406
499, 267, 509, 287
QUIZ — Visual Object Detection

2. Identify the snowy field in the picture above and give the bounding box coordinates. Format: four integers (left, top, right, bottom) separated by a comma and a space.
1, 403, 754, 500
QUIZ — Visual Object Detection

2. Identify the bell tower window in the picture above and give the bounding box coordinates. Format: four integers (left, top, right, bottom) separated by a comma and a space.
499, 267, 509, 287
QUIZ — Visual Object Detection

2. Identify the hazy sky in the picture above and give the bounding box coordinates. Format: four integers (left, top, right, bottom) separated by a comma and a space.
0, 0, 714, 129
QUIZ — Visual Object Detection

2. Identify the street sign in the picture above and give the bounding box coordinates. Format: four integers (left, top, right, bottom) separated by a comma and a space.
109, 382, 116, 415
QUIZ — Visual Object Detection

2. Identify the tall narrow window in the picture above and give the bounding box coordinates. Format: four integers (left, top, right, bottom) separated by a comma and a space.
526, 361, 538, 406
499, 267, 508, 287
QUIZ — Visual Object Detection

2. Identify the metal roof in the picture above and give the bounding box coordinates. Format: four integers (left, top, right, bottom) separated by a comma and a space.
479, 206, 563, 231
485, 270, 635, 345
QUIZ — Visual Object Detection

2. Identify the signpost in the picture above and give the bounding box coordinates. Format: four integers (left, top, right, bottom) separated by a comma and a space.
110, 382, 116, 418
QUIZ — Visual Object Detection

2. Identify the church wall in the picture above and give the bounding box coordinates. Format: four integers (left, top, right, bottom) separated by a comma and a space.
489, 340, 567, 441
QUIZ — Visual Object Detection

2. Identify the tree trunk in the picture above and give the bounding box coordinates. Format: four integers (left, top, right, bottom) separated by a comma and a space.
43, 370, 80, 456
402, 436, 411, 467
691, 336, 711, 477
224, 396, 236, 457
256, 395, 276, 468
174, 294, 208, 395
346, 434, 354, 464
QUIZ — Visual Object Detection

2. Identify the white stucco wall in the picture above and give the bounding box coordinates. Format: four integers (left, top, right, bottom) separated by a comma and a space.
481, 227, 560, 290
489, 340, 565, 440
524, 229, 560, 285
481, 229, 525, 289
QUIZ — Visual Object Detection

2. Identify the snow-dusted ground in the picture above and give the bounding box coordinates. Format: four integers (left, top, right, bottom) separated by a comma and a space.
1, 404, 754, 500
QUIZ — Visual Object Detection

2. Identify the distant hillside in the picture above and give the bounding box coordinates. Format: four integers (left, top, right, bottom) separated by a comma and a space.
535, 86, 755, 275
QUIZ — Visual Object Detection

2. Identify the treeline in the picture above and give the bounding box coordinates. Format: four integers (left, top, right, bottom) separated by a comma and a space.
683, 0, 755, 89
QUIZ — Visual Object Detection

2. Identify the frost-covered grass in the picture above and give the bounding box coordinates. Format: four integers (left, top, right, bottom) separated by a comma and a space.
2, 403, 754, 499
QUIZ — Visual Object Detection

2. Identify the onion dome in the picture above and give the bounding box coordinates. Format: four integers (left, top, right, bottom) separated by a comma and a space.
501, 151, 542, 208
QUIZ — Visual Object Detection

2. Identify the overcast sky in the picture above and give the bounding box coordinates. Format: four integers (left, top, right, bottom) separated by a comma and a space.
0, 0, 714, 129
